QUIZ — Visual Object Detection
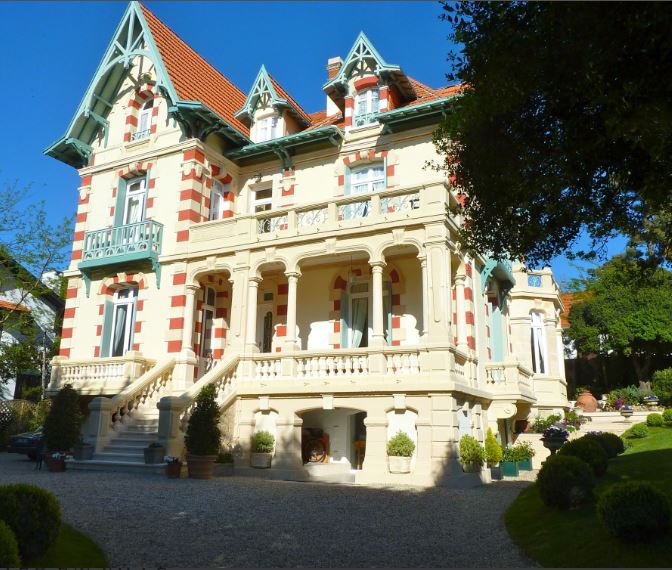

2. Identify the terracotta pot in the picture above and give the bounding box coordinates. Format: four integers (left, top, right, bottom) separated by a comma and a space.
45, 455, 66, 472
187, 454, 216, 479
388, 456, 412, 474
165, 461, 182, 478
575, 390, 598, 412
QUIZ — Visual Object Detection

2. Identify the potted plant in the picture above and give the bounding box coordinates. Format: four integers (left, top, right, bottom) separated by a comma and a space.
484, 428, 503, 480
144, 442, 166, 464
214, 449, 235, 476
164, 455, 182, 478
250, 431, 275, 468
42, 384, 83, 472
512, 441, 535, 471
458, 435, 484, 473
620, 404, 634, 420
72, 439, 94, 461
184, 385, 222, 479
386, 431, 415, 473
644, 394, 659, 409
501, 445, 519, 477
541, 425, 569, 456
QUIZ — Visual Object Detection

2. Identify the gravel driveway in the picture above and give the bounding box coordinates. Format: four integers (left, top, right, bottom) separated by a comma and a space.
0, 453, 535, 567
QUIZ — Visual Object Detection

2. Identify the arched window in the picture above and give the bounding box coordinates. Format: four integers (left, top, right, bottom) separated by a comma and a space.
530, 312, 548, 374
133, 98, 153, 141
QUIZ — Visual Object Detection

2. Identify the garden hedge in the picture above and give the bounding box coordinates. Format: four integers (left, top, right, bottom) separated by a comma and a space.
0, 520, 20, 567
558, 436, 609, 477
537, 455, 595, 510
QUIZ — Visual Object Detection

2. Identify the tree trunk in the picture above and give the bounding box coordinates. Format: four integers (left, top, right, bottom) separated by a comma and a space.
631, 354, 652, 383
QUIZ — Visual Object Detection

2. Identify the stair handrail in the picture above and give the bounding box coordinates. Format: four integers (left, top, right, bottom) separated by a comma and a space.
107, 357, 176, 432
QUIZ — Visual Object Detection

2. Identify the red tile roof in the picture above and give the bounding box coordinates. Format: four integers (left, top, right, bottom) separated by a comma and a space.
560, 291, 593, 328
0, 300, 30, 313
268, 75, 312, 126
140, 3, 249, 136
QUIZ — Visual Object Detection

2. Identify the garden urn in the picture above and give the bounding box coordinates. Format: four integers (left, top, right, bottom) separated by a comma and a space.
250, 452, 273, 469
575, 390, 598, 412
541, 436, 566, 456
388, 455, 412, 474
620, 408, 634, 420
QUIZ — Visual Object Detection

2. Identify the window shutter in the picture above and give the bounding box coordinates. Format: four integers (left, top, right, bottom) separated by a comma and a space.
100, 300, 114, 357
340, 290, 349, 348
128, 295, 138, 352
113, 178, 128, 227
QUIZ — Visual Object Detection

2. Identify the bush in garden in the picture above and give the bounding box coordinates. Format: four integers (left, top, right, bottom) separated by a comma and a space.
623, 422, 649, 439
663, 408, 672, 425
537, 455, 595, 509
184, 385, 221, 456
0, 484, 61, 560
43, 384, 83, 452
647, 413, 664, 427
459, 435, 485, 466
652, 368, 672, 406
584, 432, 624, 459
250, 431, 274, 453
597, 481, 671, 541
387, 432, 415, 457
558, 436, 608, 477
484, 428, 503, 465
0, 520, 20, 567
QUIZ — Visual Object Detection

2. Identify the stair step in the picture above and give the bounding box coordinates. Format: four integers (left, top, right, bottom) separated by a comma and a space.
67, 459, 168, 474
105, 443, 151, 452
113, 431, 159, 439
94, 451, 149, 462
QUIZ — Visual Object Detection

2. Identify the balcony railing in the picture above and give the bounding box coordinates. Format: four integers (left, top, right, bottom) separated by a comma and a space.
485, 362, 535, 401
79, 220, 163, 270
352, 112, 378, 128
131, 129, 150, 141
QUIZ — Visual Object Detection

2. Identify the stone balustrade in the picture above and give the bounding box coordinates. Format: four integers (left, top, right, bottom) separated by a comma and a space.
485, 361, 535, 400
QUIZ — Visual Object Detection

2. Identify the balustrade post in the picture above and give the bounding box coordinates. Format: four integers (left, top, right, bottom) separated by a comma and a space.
172, 284, 199, 394
157, 396, 187, 458
419, 255, 429, 340
48, 356, 66, 393
86, 397, 113, 453
284, 271, 301, 352
245, 277, 261, 353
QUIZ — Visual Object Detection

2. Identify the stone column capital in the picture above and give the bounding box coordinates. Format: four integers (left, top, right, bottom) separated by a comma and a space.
369, 260, 386, 272
285, 271, 302, 281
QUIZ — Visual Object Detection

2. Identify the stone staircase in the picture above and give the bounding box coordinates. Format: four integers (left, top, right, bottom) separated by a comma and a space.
68, 414, 166, 473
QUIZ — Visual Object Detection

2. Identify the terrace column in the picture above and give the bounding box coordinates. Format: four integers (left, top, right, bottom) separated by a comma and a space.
172, 284, 199, 392
419, 254, 429, 339
284, 271, 301, 351
245, 277, 261, 352
455, 273, 468, 351
370, 261, 386, 347
181, 284, 199, 354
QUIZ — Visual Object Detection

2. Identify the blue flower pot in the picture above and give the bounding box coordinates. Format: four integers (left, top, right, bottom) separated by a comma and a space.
502, 461, 519, 477
516, 458, 533, 471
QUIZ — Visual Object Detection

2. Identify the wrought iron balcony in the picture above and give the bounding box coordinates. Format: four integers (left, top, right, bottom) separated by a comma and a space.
352, 112, 378, 128
79, 220, 163, 271
131, 129, 150, 141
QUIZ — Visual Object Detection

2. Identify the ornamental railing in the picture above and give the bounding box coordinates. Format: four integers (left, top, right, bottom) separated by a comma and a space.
81, 220, 163, 264
352, 112, 378, 128
131, 129, 151, 141
485, 361, 535, 399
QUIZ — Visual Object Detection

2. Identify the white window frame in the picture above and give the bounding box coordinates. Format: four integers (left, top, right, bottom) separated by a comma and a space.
257, 115, 280, 142
353, 88, 379, 126
109, 287, 138, 357
199, 287, 216, 358
123, 177, 147, 225
209, 181, 228, 221
530, 312, 548, 374
250, 186, 273, 214
350, 163, 385, 194
132, 99, 153, 141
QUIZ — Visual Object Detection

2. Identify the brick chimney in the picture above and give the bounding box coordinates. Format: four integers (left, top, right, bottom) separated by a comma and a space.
326, 57, 344, 117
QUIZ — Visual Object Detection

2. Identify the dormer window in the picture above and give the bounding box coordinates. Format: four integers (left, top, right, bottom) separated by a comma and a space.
132, 98, 153, 141
353, 88, 379, 127
257, 115, 280, 142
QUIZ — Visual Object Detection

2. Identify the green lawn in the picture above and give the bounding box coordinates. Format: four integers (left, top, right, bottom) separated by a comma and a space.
506, 426, 672, 568
25, 523, 108, 568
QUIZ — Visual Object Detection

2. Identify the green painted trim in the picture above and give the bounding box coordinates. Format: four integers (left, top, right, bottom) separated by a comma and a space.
100, 300, 114, 357
480, 257, 516, 295
113, 178, 128, 227
490, 305, 504, 361
175, 101, 251, 145
235, 65, 288, 121
78, 250, 160, 271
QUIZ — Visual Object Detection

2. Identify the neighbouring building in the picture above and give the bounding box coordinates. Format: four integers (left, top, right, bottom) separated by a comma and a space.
45, 1, 567, 485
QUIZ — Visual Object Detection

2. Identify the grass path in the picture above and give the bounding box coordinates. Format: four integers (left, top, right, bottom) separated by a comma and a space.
505, 426, 672, 568
26, 523, 108, 568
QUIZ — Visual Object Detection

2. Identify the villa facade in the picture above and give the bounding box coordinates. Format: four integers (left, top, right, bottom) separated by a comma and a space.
45, 1, 568, 486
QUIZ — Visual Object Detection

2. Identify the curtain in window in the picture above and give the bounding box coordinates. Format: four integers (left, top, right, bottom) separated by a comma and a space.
112, 305, 128, 357
125, 196, 142, 224
350, 297, 368, 348
535, 328, 546, 373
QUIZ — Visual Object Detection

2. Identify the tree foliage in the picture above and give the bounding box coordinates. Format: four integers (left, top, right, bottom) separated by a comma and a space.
566, 256, 672, 381
434, 2, 672, 267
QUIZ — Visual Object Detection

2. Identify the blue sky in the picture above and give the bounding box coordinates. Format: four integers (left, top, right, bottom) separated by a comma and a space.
0, 1, 624, 286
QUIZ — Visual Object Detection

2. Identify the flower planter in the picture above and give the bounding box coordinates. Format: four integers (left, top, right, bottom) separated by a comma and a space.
502, 461, 519, 477
165, 461, 182, 478
461, 462, 482, 474
388, 456, 412, 474
575, 390, 598, 412
214, 462, 234, 477
187, 454, 216, 479
72, 443, 94, 461
620, 409, 634, 420
645, 399, 659, 409
541, 436, 566, 456
44, 455, 66, 473
490, 464, 503, 480
144, 446, 166, 465
516, 458, 533, 471
250, 452, 273, 469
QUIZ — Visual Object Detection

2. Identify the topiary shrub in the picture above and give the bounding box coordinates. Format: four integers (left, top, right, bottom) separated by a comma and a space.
0, 520, 20, 567
646, 413, 664, 427
652, 368, 672, 406
558, 436, 609, 477
623, 422, 649, 439
484, 428, 503, 466
597, 481, 671, 541
0, 484, 61, 560
387, 432, 415, 457
184, 385, 221, 456
459, 435, 485, 467
537, 455, 595, 509
251, 430, 274, 453
43, 384, 83, 452
663, 408, 672, 425
584, 432, 624, 459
